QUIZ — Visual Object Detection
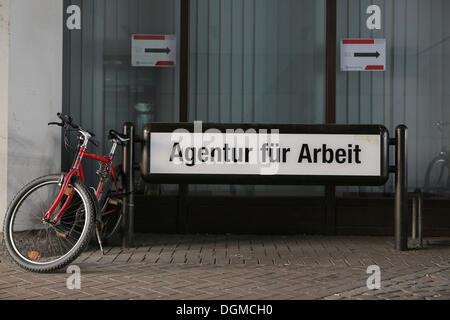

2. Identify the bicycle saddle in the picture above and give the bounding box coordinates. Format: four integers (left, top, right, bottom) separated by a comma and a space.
109, 130, 131, 144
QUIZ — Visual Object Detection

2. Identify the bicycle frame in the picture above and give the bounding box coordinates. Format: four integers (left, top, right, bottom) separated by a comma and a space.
43, 133, 119, 224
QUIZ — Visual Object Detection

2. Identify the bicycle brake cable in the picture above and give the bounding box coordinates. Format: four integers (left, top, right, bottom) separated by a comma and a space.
63, 125, 74, 152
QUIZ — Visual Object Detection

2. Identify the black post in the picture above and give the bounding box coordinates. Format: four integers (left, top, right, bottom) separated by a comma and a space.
412, 191, 418, 240
395, 125, 408, 251
417, 189, 423, 248
122, 122, 135, 248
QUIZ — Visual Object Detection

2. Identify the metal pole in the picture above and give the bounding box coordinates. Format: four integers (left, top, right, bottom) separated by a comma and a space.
128, 124, 135, 247
395, 125, 408, 251
121, 123, 134, 248
412, 193, 417, 240
417, 189, 423, 248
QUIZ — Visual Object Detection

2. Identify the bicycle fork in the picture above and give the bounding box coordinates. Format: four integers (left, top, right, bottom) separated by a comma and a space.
43, 154, 86, 226
42, 171, 78, 225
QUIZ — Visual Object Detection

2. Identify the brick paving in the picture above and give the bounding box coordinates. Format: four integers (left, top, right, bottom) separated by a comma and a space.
0, 234, 449, 300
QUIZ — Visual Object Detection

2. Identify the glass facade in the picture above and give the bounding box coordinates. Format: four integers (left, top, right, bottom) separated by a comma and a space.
63, 0, 180, 189
188, 0, 326, 124
63, 0, 450, 198
336, 0, 450, 196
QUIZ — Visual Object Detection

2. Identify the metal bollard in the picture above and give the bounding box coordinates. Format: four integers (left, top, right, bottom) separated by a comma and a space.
122, 122, 135, 248
417, 189, 423, 248
395, 125, 408, 251
412, 193, 418, 240
411, 189, 424, 248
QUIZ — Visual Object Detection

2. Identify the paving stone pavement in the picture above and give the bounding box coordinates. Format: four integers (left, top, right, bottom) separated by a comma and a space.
0, 234, 449, 300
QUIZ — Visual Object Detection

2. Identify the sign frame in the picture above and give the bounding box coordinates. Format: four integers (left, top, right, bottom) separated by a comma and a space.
140, 123, 390, 186
131, 34, 176, 67
341, 38, 386, 71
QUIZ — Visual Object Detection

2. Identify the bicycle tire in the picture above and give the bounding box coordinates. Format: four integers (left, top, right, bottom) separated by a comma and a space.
3, 174, 95, 273
424, 156, 450, 194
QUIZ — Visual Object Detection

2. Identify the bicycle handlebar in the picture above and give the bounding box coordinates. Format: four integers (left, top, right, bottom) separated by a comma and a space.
49, 113, 99, 147
57, 113, 80, 130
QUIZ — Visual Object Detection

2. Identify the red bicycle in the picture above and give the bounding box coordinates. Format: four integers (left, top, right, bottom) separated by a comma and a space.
3, 113, 128, 272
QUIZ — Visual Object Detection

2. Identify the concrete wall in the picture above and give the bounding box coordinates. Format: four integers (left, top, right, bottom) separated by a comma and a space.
2, 0, 62, 230
0, 0, 9, 232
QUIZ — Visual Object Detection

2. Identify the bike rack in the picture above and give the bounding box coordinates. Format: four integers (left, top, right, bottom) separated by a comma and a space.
120, 123, 409, 251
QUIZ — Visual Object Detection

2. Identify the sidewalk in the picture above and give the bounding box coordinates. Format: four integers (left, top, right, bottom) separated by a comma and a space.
0, 234, 449, 300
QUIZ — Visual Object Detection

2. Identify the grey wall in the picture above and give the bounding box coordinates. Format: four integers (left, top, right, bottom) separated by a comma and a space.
0, 0, 9, 231
7, 0, 63, 216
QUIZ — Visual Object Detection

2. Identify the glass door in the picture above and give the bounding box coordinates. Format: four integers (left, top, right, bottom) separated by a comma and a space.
336, 0, 450, 197
187, 0, 327, 196
63, 0, 180, 188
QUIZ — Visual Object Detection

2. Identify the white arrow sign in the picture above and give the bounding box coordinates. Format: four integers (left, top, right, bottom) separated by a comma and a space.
341, 39, 386, 71
132, 34, 176, 67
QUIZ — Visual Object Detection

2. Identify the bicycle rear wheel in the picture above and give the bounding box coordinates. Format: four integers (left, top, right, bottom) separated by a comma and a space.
97, 166, 124, 243
3, 174, 95, 273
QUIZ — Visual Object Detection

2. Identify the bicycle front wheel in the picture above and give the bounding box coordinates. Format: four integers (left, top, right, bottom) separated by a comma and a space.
3, 174, 95, 272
